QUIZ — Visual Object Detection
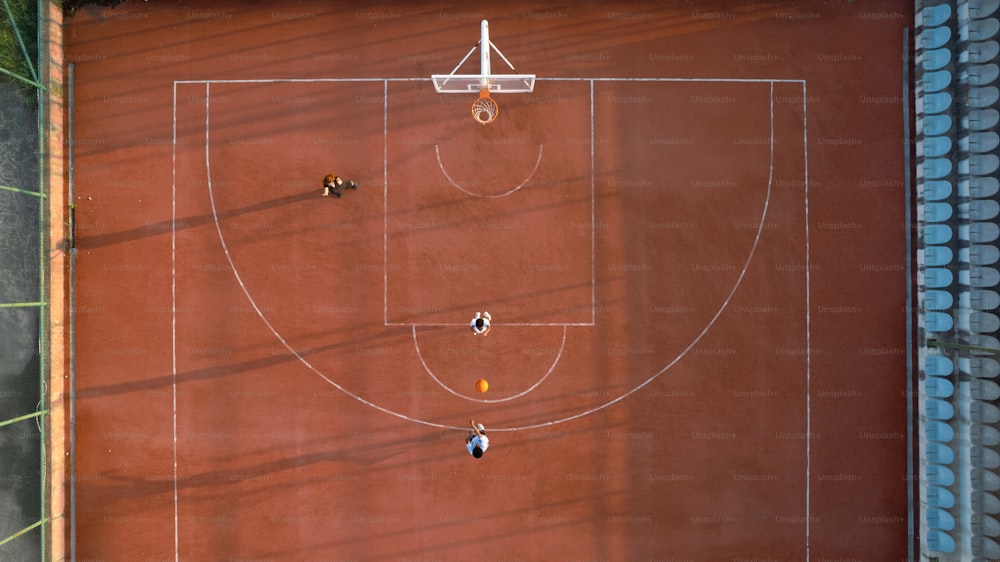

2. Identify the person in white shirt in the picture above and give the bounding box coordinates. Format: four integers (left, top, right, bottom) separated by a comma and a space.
470, 311, 491, 336
466, 420, 489, 458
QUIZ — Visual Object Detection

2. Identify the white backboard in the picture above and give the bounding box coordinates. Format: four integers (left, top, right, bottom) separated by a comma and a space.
432, 74, 536, 94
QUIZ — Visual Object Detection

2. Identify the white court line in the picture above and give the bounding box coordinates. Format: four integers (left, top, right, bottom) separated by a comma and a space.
383, 80, 388, 325
170, 81, 181, 562
185, 77, 791, 436
387, 321, 594, 327
434, 144, 543, 198
175, 77, 805, 84
412, 325, 566, 403
590, 79, 595, 325
802, 80, 813, 561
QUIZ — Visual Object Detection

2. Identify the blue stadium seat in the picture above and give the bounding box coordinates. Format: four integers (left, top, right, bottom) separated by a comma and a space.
971, 0, 1000, 19
923, 201, 954, 222
972, 401, 1000, 423
972, 535, 1000, 558
968, 63, 1000, 85
922, 25, 953, 49
923, 48, 953, 71
970, 245, 1000, 264
968, 334, 1000, 352
928, 485, 957, 508
970, 176, 1000, 198
972, 379, 1000, 401
970, 17, 1000, 41
926, 421, 955, 442
967, 154, 1000, 175
968, 311, 1000, 334
923, 157, 953, 179
967, 289, 1000, 309
973, 491, 1000, 513
966, 267, 1000, 288
968, 222, 1000, 243
970, 86, 1000, 108
975, 519, 1000, 541
924, 91, 953, 113
926, 398, 956, 420
927, 442, 957, 463
924, 113, 953, 135
923, 69, 953, 93
966, 108, 1000, 130
970, 131, 1000, 153
925, 245, 954, 265
924, 135, 953, 157
971, 357, 1000, 378
927, 507, 957, 530
973, 466, 1000, 488
925, 179, 953, 200
971, 200, 1000, 221
926, 289, 954, 309
974, 446, 1000, 469
963, 311, 1000, 333
923, 4, 953, 27
974, 427, 1000, 450
927, 529, 957, 553
925, 268, 954, 288
926, 311, 955, 332
969, 40, 1000, 63
928, 463, 957, 486
925, 202, 954, 222
974, 425, 1000, 447
978, 246, 1000, 265
926, 355, 954, 376
963, 202, 1000, 222
927, 420, 957, 442
926, 377, 956, 399
925, 224, 954, 244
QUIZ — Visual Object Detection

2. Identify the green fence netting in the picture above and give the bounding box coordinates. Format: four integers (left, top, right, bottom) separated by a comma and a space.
0, 0, 47, 561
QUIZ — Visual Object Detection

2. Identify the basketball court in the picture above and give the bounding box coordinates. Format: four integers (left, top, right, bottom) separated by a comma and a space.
65, 2, 913, 560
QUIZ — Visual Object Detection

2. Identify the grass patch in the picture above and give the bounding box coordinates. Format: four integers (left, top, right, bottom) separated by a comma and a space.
0, 0, 38, 101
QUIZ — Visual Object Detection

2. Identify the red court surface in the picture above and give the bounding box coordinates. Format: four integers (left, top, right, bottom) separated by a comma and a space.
66, 1, 914, 560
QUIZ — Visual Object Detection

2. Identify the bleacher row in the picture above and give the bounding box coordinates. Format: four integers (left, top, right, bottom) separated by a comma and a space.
917, 0, 1000, 558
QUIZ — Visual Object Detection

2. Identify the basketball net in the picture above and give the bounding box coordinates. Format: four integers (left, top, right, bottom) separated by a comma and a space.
471, 89, 499, 125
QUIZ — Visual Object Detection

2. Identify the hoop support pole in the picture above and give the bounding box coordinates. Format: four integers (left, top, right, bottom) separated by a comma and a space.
438, 42, 479, 89
479, 19, 491, 91
489, 40, 519, 73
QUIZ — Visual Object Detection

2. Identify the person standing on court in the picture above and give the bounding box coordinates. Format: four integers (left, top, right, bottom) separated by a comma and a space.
322, 174, 358, 198
466, 420, 489, 458
470, 311, 491, 336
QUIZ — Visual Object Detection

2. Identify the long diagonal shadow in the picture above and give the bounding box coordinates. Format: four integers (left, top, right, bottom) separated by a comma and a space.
75, 190, 317, 249
78, 326, 409, 398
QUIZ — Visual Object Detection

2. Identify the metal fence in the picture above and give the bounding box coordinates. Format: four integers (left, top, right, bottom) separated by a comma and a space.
0, 0, 50, 560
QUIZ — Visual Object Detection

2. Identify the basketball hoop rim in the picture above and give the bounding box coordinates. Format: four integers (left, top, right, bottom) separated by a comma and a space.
471, 94, 499, 125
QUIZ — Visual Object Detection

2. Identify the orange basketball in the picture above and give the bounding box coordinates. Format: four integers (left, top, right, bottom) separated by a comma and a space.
475, 379, 489, 393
